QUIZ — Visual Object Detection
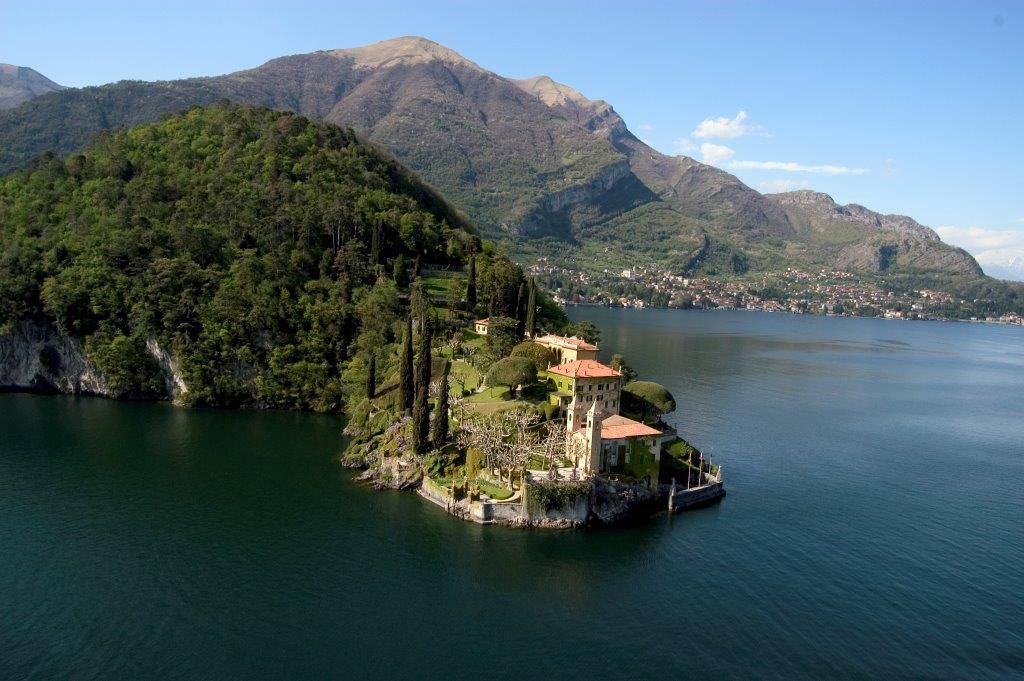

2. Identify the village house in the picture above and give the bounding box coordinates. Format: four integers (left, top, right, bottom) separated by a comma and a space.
532, 334, 599, 364
473, 318, 489, 335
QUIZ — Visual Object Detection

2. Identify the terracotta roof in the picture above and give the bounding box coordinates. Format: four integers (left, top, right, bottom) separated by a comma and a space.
547, 359, 621, 379
599, 415, 663, 439
475, 318, 490, 325
535, 334, 598, 351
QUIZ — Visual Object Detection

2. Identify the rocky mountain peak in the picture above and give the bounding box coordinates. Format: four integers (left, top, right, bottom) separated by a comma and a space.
326, 36, 483, 72
513, 74, 622, 139
515, 75, 599, 108
0, 64, 64, 109
769, 189, 839, 206
767, 190, 939, 242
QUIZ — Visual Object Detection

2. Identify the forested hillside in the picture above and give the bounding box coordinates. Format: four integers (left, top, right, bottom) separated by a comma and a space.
0, 103, 551, 409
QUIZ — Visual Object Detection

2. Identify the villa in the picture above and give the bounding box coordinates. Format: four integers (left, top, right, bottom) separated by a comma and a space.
532, 334, 598, 364
473, 318, 490, 335
547, 357, 666, 484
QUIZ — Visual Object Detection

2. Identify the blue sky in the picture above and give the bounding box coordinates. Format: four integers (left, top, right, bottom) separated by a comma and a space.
3, 1, 1023, 276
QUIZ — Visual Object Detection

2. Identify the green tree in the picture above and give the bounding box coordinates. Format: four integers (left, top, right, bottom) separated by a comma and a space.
365, 354, 376, 399
621, 380, 676, 424
431, 359, 450, 445
484, 316, 519, 358
510, 340, 555, 372
609, 354, 637, 382
525, 277, 537, 338
392, 253, 408, 287
515, 281, 526, 337
412, 309, 432, 453
410, 278, 428, 326
484, 356, 537, 397
399, 313, 414, 412
566, 320, 600, 345
466, 256, 477, 312
446, 276, 465, 315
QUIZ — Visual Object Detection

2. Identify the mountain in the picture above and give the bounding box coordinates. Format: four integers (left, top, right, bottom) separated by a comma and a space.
765, 190, 982, 276
981, 255, 1024, 282
0, 37, 986, 283
0, 103, 507, 408
0, 64, 64, 109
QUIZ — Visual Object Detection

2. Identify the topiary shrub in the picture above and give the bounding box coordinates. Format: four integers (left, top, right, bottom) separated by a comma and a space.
510, 341, 556, 372
484, 356, 537, 395
621, 380, 676, 424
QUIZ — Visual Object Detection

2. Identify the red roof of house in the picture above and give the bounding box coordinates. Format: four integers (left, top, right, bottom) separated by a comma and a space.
599, 415, 663, 439
475, 318, 490, 325
547, 359, 621, 379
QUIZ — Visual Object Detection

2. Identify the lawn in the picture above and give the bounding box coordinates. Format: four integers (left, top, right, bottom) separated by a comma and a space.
471, 478, 514, 500
449, 360, 482, 394
466, 385, 510, 402
422, 275, 462, 299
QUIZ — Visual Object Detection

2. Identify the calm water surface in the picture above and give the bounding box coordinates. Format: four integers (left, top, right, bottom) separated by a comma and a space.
2, 310, 1022, 680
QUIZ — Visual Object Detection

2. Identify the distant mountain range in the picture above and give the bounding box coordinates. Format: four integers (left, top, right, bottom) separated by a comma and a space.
0, 64, 64, 109
981, 255, 1024, 282
0, 37, 990, 284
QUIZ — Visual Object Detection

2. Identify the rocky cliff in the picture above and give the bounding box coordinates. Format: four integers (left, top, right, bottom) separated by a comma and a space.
0, 321, 190, 401
768, 190, 983, 275
0, 321, 110, 396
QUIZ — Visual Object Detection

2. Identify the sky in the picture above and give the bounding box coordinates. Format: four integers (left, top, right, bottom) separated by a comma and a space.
3, 0, 1023, 278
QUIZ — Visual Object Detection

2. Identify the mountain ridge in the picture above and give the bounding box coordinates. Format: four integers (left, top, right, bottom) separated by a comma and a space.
0, 37, 987, 283
0, 64, 64, 109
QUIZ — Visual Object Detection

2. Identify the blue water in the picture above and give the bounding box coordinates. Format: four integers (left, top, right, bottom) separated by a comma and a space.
2, 310, 1022, 679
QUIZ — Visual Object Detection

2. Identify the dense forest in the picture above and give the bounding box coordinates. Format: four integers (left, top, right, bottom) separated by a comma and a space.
0, 103, 560, 410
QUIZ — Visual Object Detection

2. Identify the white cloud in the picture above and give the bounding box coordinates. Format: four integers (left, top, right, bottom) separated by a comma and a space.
692, 110, 766, 139
757, 178, 811, 193
673, 137, 697, 154
730, 160, 869, 175
935, 225, 1024, 279
639, 123, 653, 131
700, 143, 735, 165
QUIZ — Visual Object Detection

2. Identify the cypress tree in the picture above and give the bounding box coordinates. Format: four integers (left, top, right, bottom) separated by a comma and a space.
525, 277, 537, 338
392, 253, 407, 287
410, 278, 427, 325
365, 354, 376, 400
515, 281, 526, 337
369, 217, 381, 266
431, 360, 450, 445
412, 311, 432, 453
466, 256, 477, 312
399, 314, 414, 412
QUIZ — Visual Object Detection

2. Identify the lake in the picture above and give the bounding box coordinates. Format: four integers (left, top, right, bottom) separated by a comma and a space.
2, 309, 1022, 679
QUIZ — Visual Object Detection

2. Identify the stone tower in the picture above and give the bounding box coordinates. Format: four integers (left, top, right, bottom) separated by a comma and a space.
584, 401, 603, 474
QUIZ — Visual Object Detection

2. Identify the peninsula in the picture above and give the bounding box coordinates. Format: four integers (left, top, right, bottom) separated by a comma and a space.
341, 279, 724, 528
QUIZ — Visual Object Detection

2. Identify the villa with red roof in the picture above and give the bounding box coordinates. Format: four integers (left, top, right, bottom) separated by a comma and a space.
532, 334, 599, 364
547, 358, 667, 483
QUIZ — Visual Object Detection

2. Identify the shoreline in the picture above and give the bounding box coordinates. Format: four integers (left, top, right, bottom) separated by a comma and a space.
345, 453, 726, 529
561, 303, 1024, 328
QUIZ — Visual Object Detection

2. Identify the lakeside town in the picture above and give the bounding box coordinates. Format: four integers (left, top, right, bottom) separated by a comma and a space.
529, 259, 1024, 326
